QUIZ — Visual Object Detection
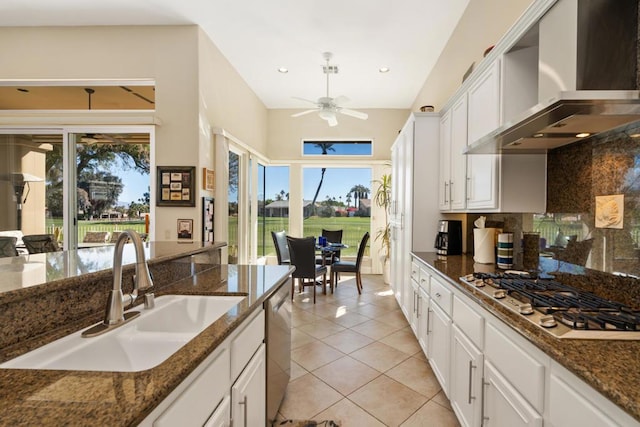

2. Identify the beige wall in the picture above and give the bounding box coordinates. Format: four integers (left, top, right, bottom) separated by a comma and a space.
411, 0, 534, 111
267, 109, 410, 161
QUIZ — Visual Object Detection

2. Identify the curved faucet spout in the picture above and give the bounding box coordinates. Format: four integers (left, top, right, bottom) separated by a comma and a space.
83, 230, 154, 337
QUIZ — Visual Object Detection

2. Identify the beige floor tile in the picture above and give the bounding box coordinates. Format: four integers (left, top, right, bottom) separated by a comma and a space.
312, 356, 381, 395
292, 328, 318, 349
315, 398, 386, 427
376, 310, 411, 328
431, 390, 453, 410
400, 400, 461, 427
412, 350, 428, 362
349, 341, 410, 372
379, 327, 422, 355
291, 340, 345, 371
278, 373, 343, 420
351, 319, 401, 340
328, 311, 371, 328
348, 375, 428, 426
290, 361, 308, 381
291, 307, 322, 327
321, 329, 374, 354
297, 318, 346, 339
354, 303, 395, 318
385, 357, 442, 399
304, 302, 345, 319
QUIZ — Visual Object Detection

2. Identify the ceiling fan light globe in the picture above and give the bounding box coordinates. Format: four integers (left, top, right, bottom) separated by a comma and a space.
318, 110, 335, 121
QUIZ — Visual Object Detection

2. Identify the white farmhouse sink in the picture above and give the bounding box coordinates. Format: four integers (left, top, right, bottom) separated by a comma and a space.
0, 294, 245, 372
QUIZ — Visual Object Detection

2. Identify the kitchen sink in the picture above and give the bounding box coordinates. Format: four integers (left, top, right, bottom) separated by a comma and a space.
0, 294, 245, 372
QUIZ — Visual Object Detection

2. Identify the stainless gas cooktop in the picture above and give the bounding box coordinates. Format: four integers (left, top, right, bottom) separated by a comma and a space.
460, 271, 640, 340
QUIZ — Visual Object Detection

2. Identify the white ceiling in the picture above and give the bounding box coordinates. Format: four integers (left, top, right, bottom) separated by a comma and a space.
0, 0, 470, 109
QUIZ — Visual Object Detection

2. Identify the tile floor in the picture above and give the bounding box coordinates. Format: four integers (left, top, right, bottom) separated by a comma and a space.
276, 274, 461, 427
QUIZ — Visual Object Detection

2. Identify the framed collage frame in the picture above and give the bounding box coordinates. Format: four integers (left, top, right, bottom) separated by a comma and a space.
156, 166, 196, 207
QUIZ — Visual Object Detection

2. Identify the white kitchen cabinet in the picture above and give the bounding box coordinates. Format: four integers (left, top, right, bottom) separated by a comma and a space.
142, 309, 266, 427
151, 345, 231, 427
232, 343, 266, 427
409, 273, 419, 335
204, 396, 231, 427
466, 59, 500, 210
483, 361, 543, 427
450, 325, 483, 427
449, 96, 468, 210
438, 110, 452, 210
427, 297, 451, 396
417, 276, 430, 354
390, 113, 440, 314
548, 360, 639, 427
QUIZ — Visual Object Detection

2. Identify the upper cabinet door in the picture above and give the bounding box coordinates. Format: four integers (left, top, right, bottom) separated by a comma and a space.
439, 110, 452, 211
467, 59, 501, 144
450, 95, 468, 211
466, 60, 501, 210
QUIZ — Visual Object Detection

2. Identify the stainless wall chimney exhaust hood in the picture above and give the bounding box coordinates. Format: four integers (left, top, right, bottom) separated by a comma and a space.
465, 90, 640, 154
465, 0, 639, 155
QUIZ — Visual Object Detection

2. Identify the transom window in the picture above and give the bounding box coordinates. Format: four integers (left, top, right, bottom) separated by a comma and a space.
302, 140, 372, 156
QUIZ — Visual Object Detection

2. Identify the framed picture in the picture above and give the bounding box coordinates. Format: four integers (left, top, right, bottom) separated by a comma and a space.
202, 197, 214, 242
177, 219, 193, 240
156, 166, 196, 207
203, 167, 215, 191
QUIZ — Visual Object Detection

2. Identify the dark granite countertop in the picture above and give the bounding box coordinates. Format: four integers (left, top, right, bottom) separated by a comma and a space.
413, 252, 640, 424
0, 263, 293, 426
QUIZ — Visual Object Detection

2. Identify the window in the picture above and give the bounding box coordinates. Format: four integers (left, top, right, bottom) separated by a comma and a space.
302, 167, 371, 257
303, 140, 372, 156
260, 166, 289, 257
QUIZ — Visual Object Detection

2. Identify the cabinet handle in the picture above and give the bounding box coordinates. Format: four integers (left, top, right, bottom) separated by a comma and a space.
449, 180, 453, 204
466, 177, 471, 201
238, 396, 248, 427
468, 361, 477, 404
427, 308, 432, 333
444, 182, 449, 203
482, 380, 490, 424
416, 295, 421, 317
435, 292, 441, 298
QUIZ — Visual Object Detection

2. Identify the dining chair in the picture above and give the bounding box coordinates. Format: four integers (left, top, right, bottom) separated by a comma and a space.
316, 228, 343, 266
22, 234, 60, 254
287, 236, 327, 303
330, 232, 369, 294
0, 236, 19, 257
271, 230, 290, 265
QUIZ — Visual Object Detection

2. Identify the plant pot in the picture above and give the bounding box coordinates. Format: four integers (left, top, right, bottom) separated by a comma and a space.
381, 256, 391, 284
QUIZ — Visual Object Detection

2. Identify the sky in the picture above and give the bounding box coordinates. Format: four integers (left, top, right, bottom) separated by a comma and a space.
265, 167, 372, 204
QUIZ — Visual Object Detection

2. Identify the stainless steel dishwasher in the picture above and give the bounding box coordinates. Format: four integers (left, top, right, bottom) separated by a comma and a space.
265, 282, 291, 424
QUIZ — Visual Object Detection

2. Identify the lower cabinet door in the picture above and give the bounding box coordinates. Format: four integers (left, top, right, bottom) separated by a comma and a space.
232, 344, 266, 427
483, 361, 542, 427
428, 301, 451, 396
204, 395, 231, 427
450, 325, 483, 427
417, 287, 429, 354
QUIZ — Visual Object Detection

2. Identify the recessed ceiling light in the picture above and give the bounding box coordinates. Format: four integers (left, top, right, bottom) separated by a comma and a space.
277, 67, 288, 73
630, 133, 640, 138
17, 88, 29, 93
576, 132, 591, 138
532, 133, 544, 138
379, 67, 390, 73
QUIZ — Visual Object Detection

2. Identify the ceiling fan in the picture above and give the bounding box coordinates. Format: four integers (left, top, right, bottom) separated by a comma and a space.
291, 52, 368, 127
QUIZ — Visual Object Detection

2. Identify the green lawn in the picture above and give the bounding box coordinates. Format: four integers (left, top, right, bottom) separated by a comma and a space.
46, 219, 146, 243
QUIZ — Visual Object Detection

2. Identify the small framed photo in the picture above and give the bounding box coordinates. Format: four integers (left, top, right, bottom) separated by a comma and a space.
157, 166, 196, 207
177, 219, 193, 240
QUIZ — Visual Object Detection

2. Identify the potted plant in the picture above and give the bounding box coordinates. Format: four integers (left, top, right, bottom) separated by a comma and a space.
373, 173, 391, 284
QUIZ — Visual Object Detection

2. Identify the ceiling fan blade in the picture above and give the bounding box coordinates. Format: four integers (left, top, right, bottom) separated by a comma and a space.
333, 95, 350, 105
292, 96, 319, 105
291, 109, 318, 118
339, 108, 368, 120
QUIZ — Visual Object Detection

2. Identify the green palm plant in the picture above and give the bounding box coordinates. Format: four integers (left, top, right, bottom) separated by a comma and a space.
373, 174, 391, 261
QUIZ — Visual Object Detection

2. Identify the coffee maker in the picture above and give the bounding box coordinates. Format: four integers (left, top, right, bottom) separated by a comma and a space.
434, 220, 462, 256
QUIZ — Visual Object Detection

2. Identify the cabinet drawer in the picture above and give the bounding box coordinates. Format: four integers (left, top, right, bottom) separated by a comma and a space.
418, 266, 430, 293
155, 347, 230, 427
231, 309, 265, 381
430, 277, 453, 315
452, 295, 484, 349
485, 323, 545, 413
410, 260, 420, 283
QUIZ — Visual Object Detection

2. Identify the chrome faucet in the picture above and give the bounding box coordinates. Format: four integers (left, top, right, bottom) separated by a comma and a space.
82, 230, 155, 337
